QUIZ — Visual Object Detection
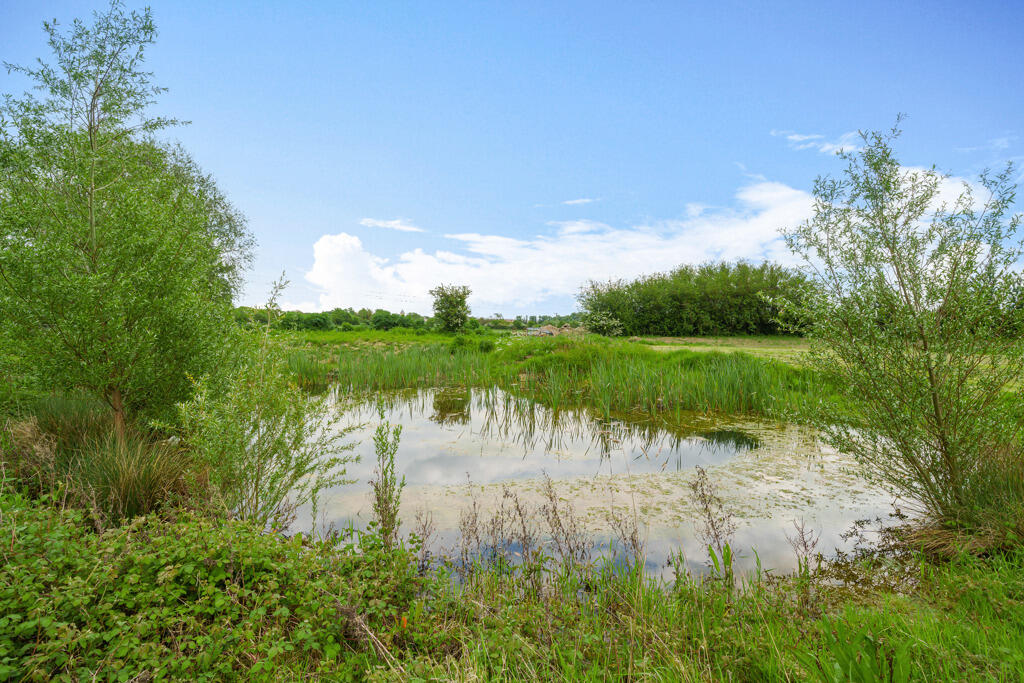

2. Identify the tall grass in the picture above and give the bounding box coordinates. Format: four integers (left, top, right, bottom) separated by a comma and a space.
74, 432, 190, 521
286, 350, 332, 392
2, 393, 188, 524
336, 343, 494, 393
334, 337, 825, 418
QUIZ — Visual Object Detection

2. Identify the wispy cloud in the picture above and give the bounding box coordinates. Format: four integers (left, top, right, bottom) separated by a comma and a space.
771, 129, 860, 155
956, 135, 1017, 153
562, 197, 597, 205
358, 218, 425, 233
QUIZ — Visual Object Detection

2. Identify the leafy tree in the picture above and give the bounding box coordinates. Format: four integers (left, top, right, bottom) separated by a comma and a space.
781, 122, 1024, 534
577, 261, 804, 337
583, 311, 624, 337
328, 307, 359, 326
0, 4, 252, 435
429, 284, 471, 332
371, 309, 399, 330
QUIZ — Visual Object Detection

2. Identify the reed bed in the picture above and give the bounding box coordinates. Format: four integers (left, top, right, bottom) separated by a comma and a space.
335, 343, 495, 393
286, 350, 333, 392
334, 336, 825, 419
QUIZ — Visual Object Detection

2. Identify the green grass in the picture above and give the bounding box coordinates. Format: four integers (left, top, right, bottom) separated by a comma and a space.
288, 327, 495, 348
334, 335, 827, 419
286, 350, 333, 392
644, 334, 809, 361
3, 487, 1022, 680
2, 396, 189, 524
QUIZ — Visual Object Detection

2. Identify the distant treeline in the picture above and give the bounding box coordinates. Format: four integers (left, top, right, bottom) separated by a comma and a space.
577, 261, 805, 336
233, 306, 585, 332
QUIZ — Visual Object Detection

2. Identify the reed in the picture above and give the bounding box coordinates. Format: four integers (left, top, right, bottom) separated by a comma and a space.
334, 336, 824, 419
336, 343, 495, 393
286, 350, 333, 392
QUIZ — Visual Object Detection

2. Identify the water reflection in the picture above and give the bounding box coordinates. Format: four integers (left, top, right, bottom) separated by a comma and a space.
336, 387, 762, 485
304, 387, 892, 577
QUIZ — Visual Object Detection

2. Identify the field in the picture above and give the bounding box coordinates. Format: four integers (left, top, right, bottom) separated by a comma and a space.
643, 334, 808, 359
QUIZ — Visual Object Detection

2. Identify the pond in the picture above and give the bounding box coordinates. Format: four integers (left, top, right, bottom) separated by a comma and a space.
297, 387, 895, 577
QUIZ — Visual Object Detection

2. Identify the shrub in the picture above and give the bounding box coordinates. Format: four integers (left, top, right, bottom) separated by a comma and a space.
583, 311, 624, 337
448, 335, 474, 353
578, 261, 805, 336
478, 339, 496, 353
0, 490, 430, 679
782, 122, 1024, 539
370, 410, 405, 550
175, 326, 357, 530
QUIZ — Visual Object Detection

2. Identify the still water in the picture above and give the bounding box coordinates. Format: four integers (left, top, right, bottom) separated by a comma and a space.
299, 387, 894, 576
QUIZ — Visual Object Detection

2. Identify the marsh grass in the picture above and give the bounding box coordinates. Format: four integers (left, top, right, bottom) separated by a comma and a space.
440, 526, 1024, 681
20, 393, 111, 455
336, 343, 494, 393
3, 466, 1023, 680
334, 336, 826, 419
2, 399, 188, 524
74, 431, 190, 522
286, 349, 333, 392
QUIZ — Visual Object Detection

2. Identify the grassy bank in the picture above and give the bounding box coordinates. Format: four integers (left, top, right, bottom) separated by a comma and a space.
2, 488, 1022, 681
331, 335, 825, 419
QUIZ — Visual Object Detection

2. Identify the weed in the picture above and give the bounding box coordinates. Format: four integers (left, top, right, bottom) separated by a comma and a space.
370, 408, 405, 549
689, 465, 737, 557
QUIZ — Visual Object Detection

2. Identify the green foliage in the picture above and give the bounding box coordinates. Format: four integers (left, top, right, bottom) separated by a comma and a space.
0, 490, 429, 680
448, 334, 475, 353
429, 284, 472, 332
3, 483, 1024, 680
72, 432, 190, 523
478, 338, 496, 353
0, 4, 254, 432
2, 397, 186, 524
174, 312, 357, 530
334, 336, 822, 418
285, 350, 332, 392
582, 310, 624, 336
578, 260, 805, 336
370, 409, 405, 550
782, 122, 1024, 536
17, 394, 111, 456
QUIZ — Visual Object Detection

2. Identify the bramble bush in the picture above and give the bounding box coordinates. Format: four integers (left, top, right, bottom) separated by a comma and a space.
0, 489, 442, 681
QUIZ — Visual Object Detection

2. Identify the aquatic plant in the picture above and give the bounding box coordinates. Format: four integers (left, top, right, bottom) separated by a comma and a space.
334, 337, 825, 420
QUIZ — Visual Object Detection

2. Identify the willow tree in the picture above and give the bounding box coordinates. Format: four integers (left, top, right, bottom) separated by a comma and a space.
0, 3, 253, 435
782, 121, 1023, 533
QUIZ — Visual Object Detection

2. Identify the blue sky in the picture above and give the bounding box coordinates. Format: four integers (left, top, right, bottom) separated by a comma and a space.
3, 1, 1021, 315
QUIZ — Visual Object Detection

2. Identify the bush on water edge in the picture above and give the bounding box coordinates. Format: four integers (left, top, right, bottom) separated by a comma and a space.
2, 488, 1023, 681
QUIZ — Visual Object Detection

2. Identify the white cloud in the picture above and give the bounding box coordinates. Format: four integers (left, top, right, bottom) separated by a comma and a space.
562, 197, 597, 205
303, 180, 816, 314
358, 218, 425, 233
771, 129, 861, 155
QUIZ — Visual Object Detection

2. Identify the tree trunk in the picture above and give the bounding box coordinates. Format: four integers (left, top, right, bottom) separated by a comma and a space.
110, 387, 126, 444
